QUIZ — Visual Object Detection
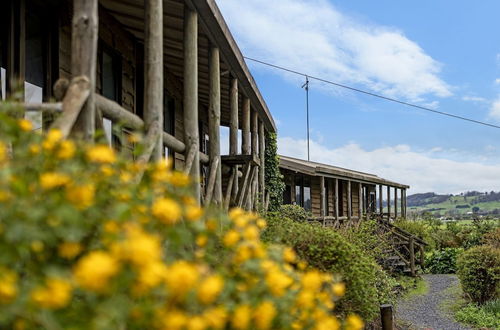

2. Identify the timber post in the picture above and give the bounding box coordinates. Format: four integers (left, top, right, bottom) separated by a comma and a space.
380, 304, 394, 330
250, 109, 258, 210
394, 188, 398, 219
347, 180, 352, 221
409, 237, 416, 276
334, 178, 339, 220
208, 46, 222, 204
144, 0, 163, 161
259, 120, 265, 206
320, 176, 326, 217
358, 182, 363, 220
387, 186, 391, 219
242, 98, 250, 155
229, 78, 239, 203
183, 7, 200, 203
70, 0, 98, 140
379, 184, 383, 217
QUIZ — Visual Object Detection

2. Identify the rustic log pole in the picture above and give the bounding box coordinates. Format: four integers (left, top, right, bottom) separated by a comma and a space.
387, 186, 391, 219
184, 144, 198, 175
50, 76, 91, 138
242, 98, 250, 155
380, 304, 394, 330
208, 46, 222, 204
395, 188, 399, 219
97, 95, 144, 130
184, 7, 200, 203
247, 166, 258, 210
229, 78, 239, 203
259, 121, 265, 203
250, 109, 258, 209
224, 168, 236, 211
144, 0, 163, 160
347, 181, 352, 221
358, 182, 363, 219
53, 78, 69, 101
237, 164, 252, 207
71, 0, 98, 140
403, 189, 407, 218
419, 244, 425, 270
320, 176, 326, 217
137, 125, 160, 164
409, 237, 416, 276
204, 157, 219, 205
334, 178, 339, 220
379, 184, 383, 216
22, 103, 63, 112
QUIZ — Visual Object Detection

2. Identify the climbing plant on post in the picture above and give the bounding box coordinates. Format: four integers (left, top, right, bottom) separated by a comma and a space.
265, 131, 285, 212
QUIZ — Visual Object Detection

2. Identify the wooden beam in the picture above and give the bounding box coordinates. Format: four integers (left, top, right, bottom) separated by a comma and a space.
250, 109, 258, 210
183, 7, 200, 203
320, 176, 326, 217
224, 167, 236, 211
334, 178, 339, 220
379, 185, 383, 215
387, 186, 391, 218
144, 0, 163, 160
208, 46, 222, 204
259, 121, 265, 204
71, 0, 98, 140
229, 78, 238, 155
204, 157, 219, 205
241, 97, 250, 155
347, 181, 352, 221
251, 109, 258, 155
395, 188, 398, 219
183, 143, 197, 175
358, 183, 363, 219
236, 164, 252, 207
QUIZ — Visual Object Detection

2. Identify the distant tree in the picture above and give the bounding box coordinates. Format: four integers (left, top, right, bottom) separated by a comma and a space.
472, 206, 480, 213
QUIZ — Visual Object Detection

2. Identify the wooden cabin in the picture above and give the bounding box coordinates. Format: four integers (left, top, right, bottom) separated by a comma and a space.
0, 0, 276, 209
280, 155, 410, 225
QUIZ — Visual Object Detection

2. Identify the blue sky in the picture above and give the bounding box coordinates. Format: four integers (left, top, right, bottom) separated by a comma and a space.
217, 0, 500, 193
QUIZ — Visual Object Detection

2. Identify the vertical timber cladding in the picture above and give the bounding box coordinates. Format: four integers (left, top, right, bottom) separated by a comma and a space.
311, 176, 321, 217
59, 5, 137, 113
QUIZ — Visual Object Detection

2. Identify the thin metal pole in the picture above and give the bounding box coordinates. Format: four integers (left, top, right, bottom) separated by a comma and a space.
302, 76, 310, 161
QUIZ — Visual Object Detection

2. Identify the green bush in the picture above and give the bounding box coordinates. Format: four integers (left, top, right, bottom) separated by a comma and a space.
394, 219, 435, 250
278, 204, 311, 222
264, 132, 285, 212
482, 227, 500, 248
340, 219, 391, 262
455, 299, 500, 329
424, 248, 463, 274
457, 245, 500, 303
262, 214, 384, 320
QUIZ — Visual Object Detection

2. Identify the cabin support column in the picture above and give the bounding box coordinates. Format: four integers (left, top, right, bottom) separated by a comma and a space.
208, 46, 222, 204
387, 186, 391, 219
242, 98, 251, 155
183, 7, 200, 203
71, 0, 98, 140
403, 189, 407, 218
347, 181, 352, 221
250, 109, 258, 210
320, 176, 326, 217
144, 0, 163, 160
334, 178, 339, 221
358, 183, 363, 220
229, 78, 239, 202
395, 188, 398, 219
259, 121, 265, 207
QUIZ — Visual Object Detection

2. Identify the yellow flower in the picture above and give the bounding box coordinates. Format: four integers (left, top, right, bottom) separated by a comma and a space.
157, 309, 188, 330
42, 129, 63, 150
137, 260, 168, 290
265, 270, 293, 297
100, 165, 114, 177
104, 220, 120, 234
234, 244, 252, 264
283, 247, 297, 263
152, 197, 181, 225
66, 184, 95, 209
169, 171, 190, 187
86, 145, 116, 164
30, 278, 71, 309
314, 316, 340, 330
205, 218, 218, 231
18, 119, 33, 131
203, 306, 227, 329
229, 208, 245, 220
30, 240, 44, 253
296, 290, 315, 309
186, 316, 207, 330
253, 301, 276, 330
0, 142, 7, 163
301, 270, 323, 292
345, 315, 364, 330
58, 242, 82, 259
332, 282, 345, 297
40, 172, 71, 190
197, 275, 224, 304
29, 144, 40, 155
196, 234, 208, 247
256, 218, 267, 229
185, 205, 203, 222
223, 230, 240, 247
164, 261, 199, 297
243, 225, 259, 241
0, 269, 17, 304
121, 227, 162, 266
231, 304, 251, 330
73, 251, 120, 292
57, 140, 75, 159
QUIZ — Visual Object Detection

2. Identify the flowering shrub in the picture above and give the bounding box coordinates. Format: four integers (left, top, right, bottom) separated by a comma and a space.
0, 109, 362, 330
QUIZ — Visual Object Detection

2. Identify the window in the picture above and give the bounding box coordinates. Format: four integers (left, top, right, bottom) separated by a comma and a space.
294, 175, 312, 211
295, 176, 302, 206
283, 184, 292, 205
303, 177, 311, 211
164, 94, 175, 158
100, 46, 122, 147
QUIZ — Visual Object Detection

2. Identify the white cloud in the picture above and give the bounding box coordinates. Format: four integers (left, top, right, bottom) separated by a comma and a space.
217, 0, 451, 101
278, 136, 500, 194
489, 98, 500, 121
495, 78, 500, 85
462, 96, 487, 102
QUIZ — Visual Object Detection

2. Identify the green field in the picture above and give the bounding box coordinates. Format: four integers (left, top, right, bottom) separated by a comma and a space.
408, 193, 500, 218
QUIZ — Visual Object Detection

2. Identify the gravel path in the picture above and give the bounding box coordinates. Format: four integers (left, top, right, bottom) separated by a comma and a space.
396, 274, 471, 330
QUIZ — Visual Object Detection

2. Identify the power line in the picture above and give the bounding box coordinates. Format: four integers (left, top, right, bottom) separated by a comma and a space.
243, 56, 500, 130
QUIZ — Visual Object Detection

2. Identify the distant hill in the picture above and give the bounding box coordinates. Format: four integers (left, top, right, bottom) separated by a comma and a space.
407, 191, 500, 217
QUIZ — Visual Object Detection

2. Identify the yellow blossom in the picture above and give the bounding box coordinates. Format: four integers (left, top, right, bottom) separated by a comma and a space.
185, 205, 203, 222
0, 142, 7, 163
197, 275, 224, 304
57, 140, 75, 159
256, 218, 267, 229
169, 171, 190, 187
152, 197, 181, 225
100, 165, 114, 177
206, 218, 218, 231
29, 144, 40, 155
58, 242, 82, 259
283, 247, 297, 263
66, 184, 95, 209
345, 315, 364, 330
30, 240, 44, 253
121, 227, 162, 266
229, 208, 245, 220
243, 225, 259, 241
42, 129, 63, 150
231, 304, 251, 330
73, 251, 120, 292
186, 316, 207, 330
296, 290, 315, 309
0, 269, 17, 304
315, 316, 340, 330
254, 301, 276, 330
203, 306, 227, 329
196, 234, 208, 247
119, 172, 132, 183
223, 230, 240, 247
103, 220, 120, 234
137, 260, 169, 290
332, 282, 345, 297
18, 119, 33, 131
164, 261, 199, 297
0, 190, 11, 202
157, 309, 188, 330
86, 145, 116, 164
301, 270, 323, 292
234, 244, 252, 264
30, 278, 71, 309
40, 172, 71, 190
265, 270, 293, 297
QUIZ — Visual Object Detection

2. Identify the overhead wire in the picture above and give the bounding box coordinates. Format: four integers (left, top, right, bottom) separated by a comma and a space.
243, 56, 500, 130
